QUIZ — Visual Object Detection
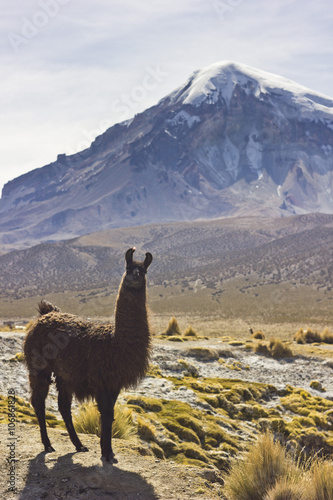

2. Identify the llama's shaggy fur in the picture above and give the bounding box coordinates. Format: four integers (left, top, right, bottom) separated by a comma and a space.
24, 248, 153, 462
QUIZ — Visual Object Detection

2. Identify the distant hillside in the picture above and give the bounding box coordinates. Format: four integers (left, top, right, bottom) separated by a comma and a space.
1, 213, 333, 322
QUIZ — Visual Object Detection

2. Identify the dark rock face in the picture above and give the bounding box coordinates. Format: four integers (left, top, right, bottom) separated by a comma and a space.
1, 61, 333, 249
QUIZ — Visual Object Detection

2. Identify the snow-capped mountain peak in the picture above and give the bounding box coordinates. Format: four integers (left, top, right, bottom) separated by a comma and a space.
170, 61, 333, 119
1, 61, 333, 250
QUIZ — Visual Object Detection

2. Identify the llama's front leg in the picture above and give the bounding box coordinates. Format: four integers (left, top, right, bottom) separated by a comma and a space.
97, 390, 119, 462
30, 374, 54, 453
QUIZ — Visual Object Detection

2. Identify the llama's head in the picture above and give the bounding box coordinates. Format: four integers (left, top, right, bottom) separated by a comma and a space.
123, 247, 153, 290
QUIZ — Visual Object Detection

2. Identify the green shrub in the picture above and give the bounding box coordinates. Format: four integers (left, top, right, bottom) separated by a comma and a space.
126, 396, 163, 412
309, 380, 326, 392
137, 417, 156, 441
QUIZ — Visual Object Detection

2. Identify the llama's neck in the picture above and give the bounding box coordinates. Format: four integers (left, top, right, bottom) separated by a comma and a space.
114, 276, 150, 346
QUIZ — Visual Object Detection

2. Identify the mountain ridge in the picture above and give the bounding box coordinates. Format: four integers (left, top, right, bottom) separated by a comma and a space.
1, 61, 333, 251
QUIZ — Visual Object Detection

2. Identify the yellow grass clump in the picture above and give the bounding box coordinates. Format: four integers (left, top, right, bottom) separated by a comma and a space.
73, 402, 135, 440
164, 316, 181, 336
294, 327, 333, 344
254, 338, 293, 359
183, 325, 198, 337
223, 432, 333, 500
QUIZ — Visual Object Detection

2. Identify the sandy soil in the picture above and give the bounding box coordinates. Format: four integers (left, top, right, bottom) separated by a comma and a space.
0, 424, 223, 499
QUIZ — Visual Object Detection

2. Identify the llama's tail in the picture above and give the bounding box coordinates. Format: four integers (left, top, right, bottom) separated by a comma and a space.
37, 299, 60, 316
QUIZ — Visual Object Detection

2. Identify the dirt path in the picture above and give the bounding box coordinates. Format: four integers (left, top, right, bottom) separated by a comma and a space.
0, 424, 223, 499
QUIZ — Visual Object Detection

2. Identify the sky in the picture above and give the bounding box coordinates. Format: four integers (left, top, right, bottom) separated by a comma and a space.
1, 0, 333, 195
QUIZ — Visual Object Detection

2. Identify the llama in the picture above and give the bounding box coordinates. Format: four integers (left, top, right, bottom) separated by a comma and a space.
24, 247, 153, 462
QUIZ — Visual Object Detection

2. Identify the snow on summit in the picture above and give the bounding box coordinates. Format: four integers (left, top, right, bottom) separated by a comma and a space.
171, 61, 333, 118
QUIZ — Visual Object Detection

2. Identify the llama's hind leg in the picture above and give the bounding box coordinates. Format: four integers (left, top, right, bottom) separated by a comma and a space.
56, 377, 88, 453
30, 373, 54, 453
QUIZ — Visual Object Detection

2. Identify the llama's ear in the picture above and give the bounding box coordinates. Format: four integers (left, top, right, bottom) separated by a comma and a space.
125, 248, 135, 265
144, 252, 153, 270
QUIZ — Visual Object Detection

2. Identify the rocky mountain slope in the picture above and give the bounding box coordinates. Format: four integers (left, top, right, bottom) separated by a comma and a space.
1, 61, 333, 250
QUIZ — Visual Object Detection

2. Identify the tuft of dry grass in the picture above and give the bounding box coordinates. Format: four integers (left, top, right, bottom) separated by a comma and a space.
269, 338, 293, 359
164, 316, 181, 336
264, 477, 305, 500
185, 347, 219, 361
183, 325, 198, 337
254, 342, 271, 356
223, 433, 297, 500
224, 433, 333, 500
9, 352, 25, 362
252, 330, 265, 340
305, 457, 333, 500
73, 402, 135, 440
254, 339, 293, 359
294, 328, 333, 344
321, 328, 333, 344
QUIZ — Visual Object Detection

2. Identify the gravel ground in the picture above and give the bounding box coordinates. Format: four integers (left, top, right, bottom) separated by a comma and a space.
1, 332, 332, 416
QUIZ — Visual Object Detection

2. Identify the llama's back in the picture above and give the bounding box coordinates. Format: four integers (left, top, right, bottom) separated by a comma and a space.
24, 307, 115, 382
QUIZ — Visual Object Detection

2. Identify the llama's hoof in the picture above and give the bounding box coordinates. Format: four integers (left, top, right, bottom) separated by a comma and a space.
102, 455, 118, 464
77, 446, 89, 452
45, 446, 55, 453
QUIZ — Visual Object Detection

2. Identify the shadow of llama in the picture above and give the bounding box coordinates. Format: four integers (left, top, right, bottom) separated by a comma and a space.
24, 247, 153, 462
